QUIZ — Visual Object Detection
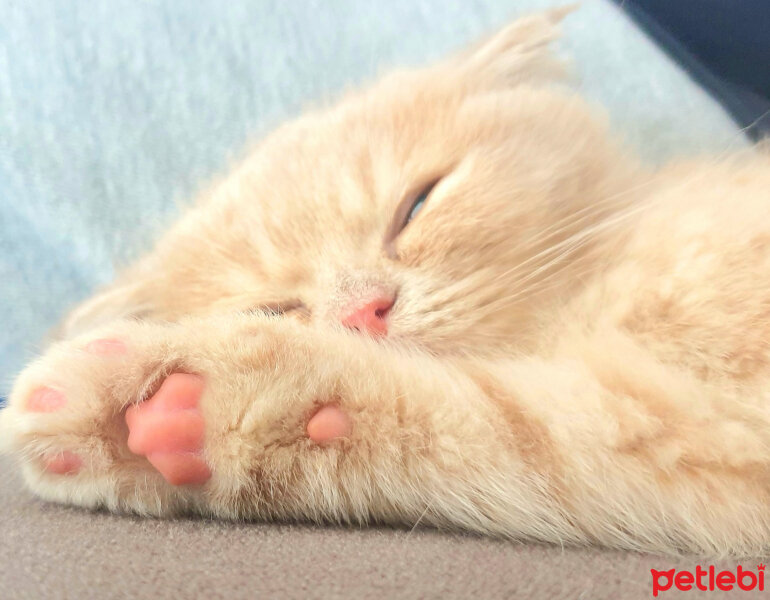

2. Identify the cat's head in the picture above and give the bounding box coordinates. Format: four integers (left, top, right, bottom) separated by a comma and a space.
65, 8, 636, 355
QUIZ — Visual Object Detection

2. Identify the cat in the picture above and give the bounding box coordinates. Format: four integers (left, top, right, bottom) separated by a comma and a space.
2, 7, 770, 557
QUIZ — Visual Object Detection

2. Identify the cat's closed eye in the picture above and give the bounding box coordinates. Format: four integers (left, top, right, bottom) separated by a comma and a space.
384, 178, 440, 259
248, 300, 307, 317
404, 182, 434, 226
401, 179, 438, 232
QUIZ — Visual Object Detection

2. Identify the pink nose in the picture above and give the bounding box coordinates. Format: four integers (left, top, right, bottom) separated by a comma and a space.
341, 296, 394, 337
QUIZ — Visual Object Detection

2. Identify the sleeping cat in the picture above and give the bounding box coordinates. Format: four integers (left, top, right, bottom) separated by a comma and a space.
2, 8, 770, 556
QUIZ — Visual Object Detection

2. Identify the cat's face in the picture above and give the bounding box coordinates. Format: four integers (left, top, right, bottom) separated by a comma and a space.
67, 10, 634, 355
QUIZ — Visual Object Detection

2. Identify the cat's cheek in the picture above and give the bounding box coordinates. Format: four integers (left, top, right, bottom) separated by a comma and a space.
306, 405, 352, 444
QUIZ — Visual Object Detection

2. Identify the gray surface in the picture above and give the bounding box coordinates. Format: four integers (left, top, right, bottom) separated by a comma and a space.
1, 456, 761, 600
0, 0, 745, 395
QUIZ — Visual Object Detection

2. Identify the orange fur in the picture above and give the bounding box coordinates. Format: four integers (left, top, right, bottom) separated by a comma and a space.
2, 9, 770, 556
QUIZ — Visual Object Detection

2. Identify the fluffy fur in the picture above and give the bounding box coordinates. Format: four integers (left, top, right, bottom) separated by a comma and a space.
2, 9, 770, 556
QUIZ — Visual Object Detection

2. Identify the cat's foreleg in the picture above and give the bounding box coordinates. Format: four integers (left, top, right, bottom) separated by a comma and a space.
0, 314, 573, 542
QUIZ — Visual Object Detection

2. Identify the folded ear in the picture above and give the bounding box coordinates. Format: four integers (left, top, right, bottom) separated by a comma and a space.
56, 273, 157, 339
450, 6, 575, 90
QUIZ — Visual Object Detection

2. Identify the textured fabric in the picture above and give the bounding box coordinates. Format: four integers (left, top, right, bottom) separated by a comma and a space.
0, 456, 764, 600
616, 0, 770, 140
0, 0, 745, 396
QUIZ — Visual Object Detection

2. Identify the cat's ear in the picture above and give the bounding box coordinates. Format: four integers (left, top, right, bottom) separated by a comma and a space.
55, 275, 156, 340
449, 6, 574, 90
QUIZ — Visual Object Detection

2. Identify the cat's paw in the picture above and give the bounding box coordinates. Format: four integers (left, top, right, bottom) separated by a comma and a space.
125, 373, 211, 486
0, 324, 216, 514
0, 318, 355, 516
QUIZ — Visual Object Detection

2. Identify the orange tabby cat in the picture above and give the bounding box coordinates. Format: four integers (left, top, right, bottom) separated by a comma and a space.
2, 9, 770, 556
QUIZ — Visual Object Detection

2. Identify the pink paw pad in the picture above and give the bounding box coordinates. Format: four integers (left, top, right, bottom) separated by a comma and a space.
307, 405, 352, 444
26, 387, 67, 413
125, 373, 211, 486
43, 451, 82, 475
85, 338, 127, 356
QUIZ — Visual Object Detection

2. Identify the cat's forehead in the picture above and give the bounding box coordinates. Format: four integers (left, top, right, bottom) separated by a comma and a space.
254, 81, 515, 212
230, 81, 574, 274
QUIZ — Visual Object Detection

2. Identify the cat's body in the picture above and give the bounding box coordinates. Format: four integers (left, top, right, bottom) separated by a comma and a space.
2, 9, 770, 555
